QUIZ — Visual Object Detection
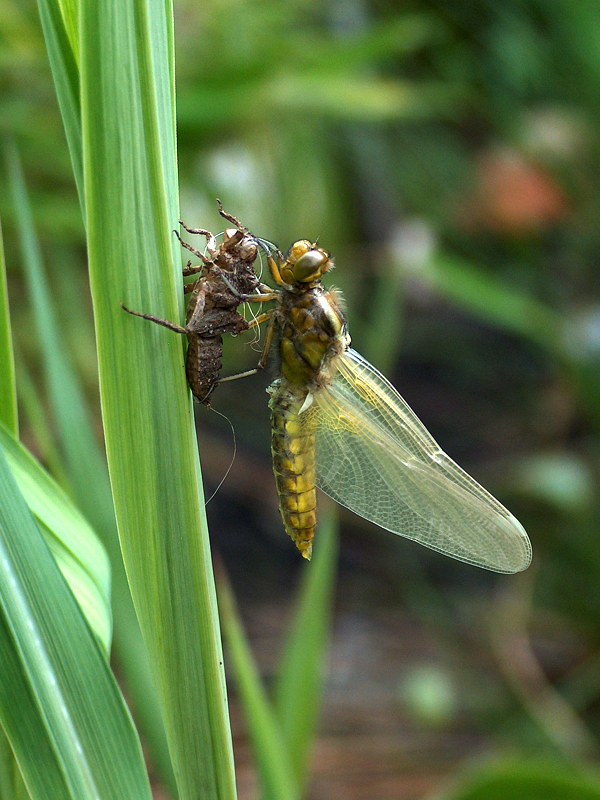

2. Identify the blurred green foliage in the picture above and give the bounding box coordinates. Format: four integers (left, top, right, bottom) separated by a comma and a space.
3, 0, 600, 797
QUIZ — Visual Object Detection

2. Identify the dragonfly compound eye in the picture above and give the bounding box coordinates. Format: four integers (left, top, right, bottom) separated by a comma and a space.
293, 249, 331, 282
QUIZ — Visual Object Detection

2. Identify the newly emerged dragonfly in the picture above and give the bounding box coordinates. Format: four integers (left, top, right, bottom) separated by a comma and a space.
232, 238, 532, 573
123, 203, 266, 404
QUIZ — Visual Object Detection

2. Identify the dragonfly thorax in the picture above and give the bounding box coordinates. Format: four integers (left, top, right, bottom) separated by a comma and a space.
277, 285, 348, 389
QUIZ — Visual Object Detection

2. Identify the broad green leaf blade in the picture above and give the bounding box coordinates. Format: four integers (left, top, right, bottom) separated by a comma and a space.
35, 0, 83, 209
0, 420, 111, 652
273, 507, 339, 789
8, 130, 175, 792
217, 568, 299, 800
0, 441, 152, 800
0, 219, 17, 436
440, 760, 600, 800
80, 1, 236, 798
0, 726, 27, 800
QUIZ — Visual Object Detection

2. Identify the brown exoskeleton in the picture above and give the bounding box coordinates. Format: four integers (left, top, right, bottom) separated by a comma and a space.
122, 202, 274, 404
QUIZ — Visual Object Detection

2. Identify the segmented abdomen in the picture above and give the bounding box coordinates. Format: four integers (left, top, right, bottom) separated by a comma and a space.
185, 334, 222, 405
269, 387, 317, 560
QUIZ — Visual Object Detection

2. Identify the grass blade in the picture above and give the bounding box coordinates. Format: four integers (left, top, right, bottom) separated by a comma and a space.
0, 219, 17, 436
6, 141, 98, 511
427, 253, 563, 354
80, 0, 236, 797
56, 0, 78, 58
35, 0, 83, 209
14, 358, 70, 493
273, 506, 339, 789
440, 759, 600, 800
217, 566, 300, 800
0, 441, 152, 800
0, 420, 112, 651
7, 140, 176, 792
217, 511, 338, 798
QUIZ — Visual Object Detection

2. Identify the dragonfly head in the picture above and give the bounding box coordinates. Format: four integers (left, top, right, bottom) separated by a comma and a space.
223, 228, 258, 262
282, 240, 333, 285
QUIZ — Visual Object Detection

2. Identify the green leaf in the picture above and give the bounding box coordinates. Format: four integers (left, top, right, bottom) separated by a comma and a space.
7, 125, 175, 793
0, 440, 152, 800
312, 14, 443, 71
6, 142, 96, 509
35, 0, 83, 208
14, 359, 71, 495
0, 420, 111, 652
56, 0, 79, 60
80, 0, 236, 797
425, 253, 563, 354
274, 506, 339, 790
0, 726, 26, 800
441, 760, 600, 800
0, 219, 17, 436
217, 567, 299, 800
268, 75, 460, 121
218, 512, 338, 799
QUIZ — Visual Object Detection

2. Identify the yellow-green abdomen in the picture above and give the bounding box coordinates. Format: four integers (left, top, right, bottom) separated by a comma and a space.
270, 388, 317, 560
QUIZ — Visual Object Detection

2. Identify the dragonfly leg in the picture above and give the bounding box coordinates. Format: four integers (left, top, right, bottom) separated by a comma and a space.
174, 230, 212, 264
266, 254, 286, 287
217, 314, 275, 384
182, 260, 204, 277
178, 220, 212, 238
121, 304, 186, 334
210, 265, 278, 303
216, 199, 244, 229
244, 291, 279, 303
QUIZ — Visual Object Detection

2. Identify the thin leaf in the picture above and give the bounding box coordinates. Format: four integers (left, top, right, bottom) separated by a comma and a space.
217, 566, 300, 800
312, 14, 443, 71
273, 506, 339, 789
6, 141, 96, 510
0, 219, 17, 436
268, 76, 459, 122
426, 253, 563, 354
14, 358, 71, 494
80, 0, 236, 797
0, 420, 111, 652
35, 0, 83, 209
56, 0, 79, 61
0, 441, 152, 800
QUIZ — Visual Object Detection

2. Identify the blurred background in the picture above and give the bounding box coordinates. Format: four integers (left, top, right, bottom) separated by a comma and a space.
3, 0, 600, 797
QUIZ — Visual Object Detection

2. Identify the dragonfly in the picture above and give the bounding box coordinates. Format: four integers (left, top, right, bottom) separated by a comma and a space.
228, 238, 532, 572
122, 202, 268, 404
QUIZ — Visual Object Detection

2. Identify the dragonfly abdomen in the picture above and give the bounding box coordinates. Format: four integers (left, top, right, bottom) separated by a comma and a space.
270, 387, 317, 560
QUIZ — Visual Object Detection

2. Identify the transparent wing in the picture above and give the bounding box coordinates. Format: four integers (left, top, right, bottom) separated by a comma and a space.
304, 348, 531, 573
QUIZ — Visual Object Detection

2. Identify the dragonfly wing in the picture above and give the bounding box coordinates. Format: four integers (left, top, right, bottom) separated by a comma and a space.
306, 348, 531, 573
